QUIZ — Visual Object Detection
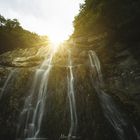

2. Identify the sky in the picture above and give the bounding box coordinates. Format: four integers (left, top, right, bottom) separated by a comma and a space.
0, 0, 84, 43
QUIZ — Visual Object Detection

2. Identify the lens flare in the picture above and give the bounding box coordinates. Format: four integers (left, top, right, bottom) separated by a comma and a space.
48, 32, 67, 52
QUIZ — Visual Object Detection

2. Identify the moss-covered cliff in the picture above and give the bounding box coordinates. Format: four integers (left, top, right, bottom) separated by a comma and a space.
71, 0, 140, 63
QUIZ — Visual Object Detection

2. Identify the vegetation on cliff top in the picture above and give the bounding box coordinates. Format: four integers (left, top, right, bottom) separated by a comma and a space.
0, 15, 48, 54
73, 0, 140, 41
72, 0, 140, 63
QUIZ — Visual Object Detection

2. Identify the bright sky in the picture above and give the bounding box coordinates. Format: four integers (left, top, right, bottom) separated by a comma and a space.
0, 0, 84, 43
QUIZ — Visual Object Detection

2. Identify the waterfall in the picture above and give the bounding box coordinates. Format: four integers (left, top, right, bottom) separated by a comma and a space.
17, 48, 54, 140
88, 50, 140, 140
67, 50, 78, 140
0, 69, 17, 99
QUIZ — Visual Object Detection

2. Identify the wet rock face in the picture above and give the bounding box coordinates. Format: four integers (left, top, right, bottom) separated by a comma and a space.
37, 65, 118, 140
0, 46, 48, 68
0, 68, 34, 140
0, 45, 140, 140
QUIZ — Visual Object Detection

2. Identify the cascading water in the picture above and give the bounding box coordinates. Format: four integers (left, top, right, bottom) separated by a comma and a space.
0, 69, 17, 99
88, 50, 140, 140
66, 50, 78, 140
17, 48, 54, 140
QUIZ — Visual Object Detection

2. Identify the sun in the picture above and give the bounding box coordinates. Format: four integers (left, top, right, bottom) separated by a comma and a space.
49, 35, 62, 46
49, 32, 67, 44
48, 36, 62, 51
48, 31, 69, 51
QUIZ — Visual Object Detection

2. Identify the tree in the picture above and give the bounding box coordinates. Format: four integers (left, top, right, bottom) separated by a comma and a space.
0, 15, 6, 27
0, 15, 48, 54
5, 19, 21, 31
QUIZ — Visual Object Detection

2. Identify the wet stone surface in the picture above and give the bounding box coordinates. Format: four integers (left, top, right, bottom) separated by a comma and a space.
0, 46, 139, 140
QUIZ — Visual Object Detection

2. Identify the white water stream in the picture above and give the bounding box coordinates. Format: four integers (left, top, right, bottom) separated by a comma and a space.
67, 50, 78, 140
0, 69, 17, 99
17, 48, 54, 140
88, 50, 140, 140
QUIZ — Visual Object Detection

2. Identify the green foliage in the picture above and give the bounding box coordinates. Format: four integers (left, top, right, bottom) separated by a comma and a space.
73, 0, 140, 39
0, 15, 21, 30
0, 15, 48, 54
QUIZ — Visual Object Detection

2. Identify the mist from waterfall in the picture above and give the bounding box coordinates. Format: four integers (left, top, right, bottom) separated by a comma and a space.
88, 50, 140, 140
16, 47, 54, 140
